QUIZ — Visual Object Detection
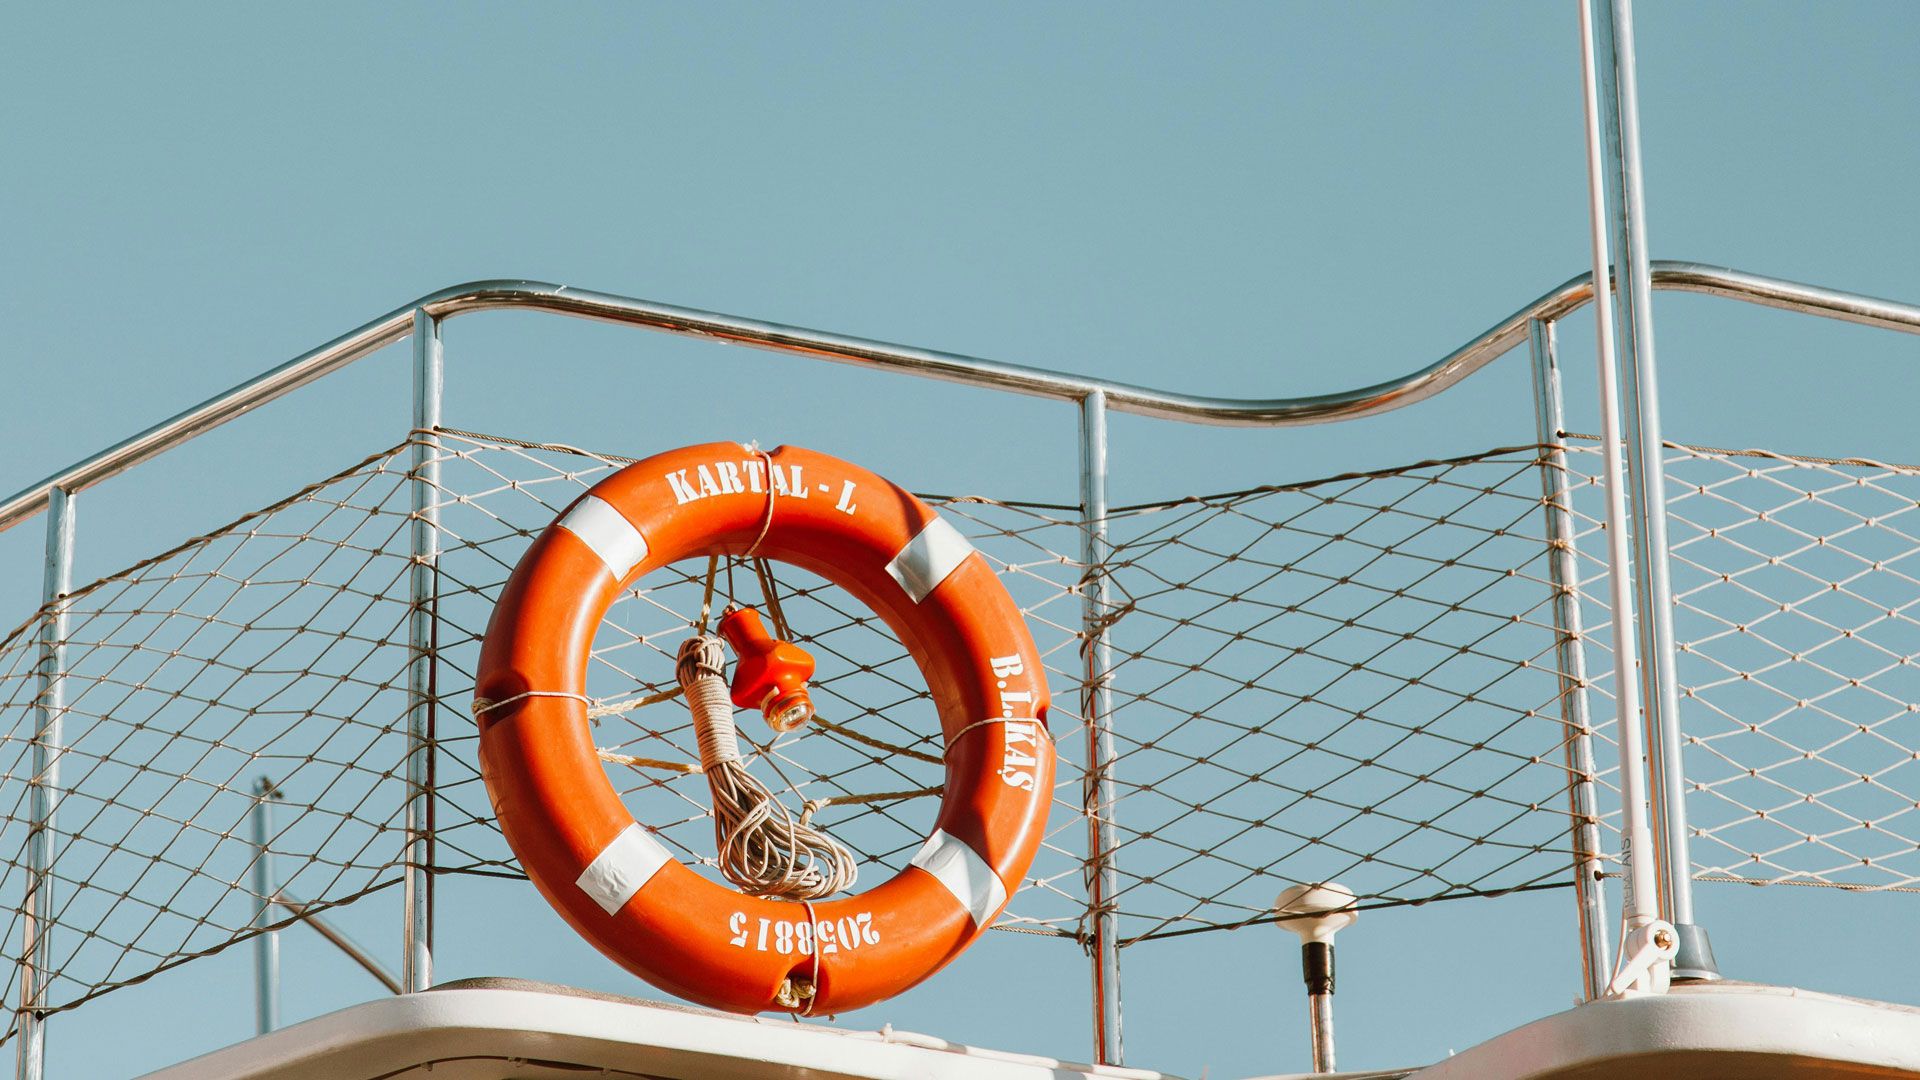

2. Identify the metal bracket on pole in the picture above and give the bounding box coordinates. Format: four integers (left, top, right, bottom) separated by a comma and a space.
1079, 390, 1124, 1066
403, 308, 443, 994
1589, 0, 1717, 981
1529, 318, 1613, 1002
1607, 918, 1677, 998
16, 488, 74, 1080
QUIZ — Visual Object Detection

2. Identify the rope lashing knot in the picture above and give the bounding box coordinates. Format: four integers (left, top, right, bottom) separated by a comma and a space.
743, 442, 778, 560
677, 634, 857, 901
470, 689, 593, 717
1078, 599, 1136, 655
471, 687, 683, 726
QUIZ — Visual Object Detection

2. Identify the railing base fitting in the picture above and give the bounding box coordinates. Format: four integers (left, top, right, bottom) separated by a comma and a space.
1669, 923, 1721, 982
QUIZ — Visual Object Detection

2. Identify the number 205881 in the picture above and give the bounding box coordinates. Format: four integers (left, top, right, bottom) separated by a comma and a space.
728, 912, 879, 956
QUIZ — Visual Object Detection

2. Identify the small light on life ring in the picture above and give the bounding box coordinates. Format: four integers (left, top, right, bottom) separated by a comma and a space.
719, 606, 816, 733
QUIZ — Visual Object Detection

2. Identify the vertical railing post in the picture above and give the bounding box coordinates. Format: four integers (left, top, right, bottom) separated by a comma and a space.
403, 308, 443, 993
251, 777, 280, 1034
16, 488, 73, 1080
1078, 390, 1123, 1065
1529, 317, 1612, 1001
1591, 0, 1716, 979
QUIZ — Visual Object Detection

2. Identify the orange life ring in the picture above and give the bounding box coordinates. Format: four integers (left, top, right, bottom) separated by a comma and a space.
475, 442, 1055, 1014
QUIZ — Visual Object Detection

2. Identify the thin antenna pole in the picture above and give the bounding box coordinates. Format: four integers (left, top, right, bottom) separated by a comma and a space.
1578, 0, 1663, 954
1592, 0, 1716, 979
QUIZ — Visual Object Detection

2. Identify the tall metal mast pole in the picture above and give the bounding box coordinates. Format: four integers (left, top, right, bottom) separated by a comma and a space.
1590, 0, 1717, 980
1578, 0, 1668, 994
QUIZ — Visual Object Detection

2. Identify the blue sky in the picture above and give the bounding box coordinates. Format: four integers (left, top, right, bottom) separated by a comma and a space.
5, 3, 1920, 1077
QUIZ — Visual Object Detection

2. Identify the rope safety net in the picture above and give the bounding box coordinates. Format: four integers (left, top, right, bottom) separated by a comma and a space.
2, 427, 1918, 1038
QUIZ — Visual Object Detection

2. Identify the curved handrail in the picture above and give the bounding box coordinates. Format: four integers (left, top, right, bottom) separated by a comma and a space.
3, 261, 1916, 533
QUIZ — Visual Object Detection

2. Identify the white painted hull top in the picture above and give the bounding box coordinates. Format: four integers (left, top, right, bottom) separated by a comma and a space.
135, 978, 1180, 1080
141, 977, 1920, 1080
1404, 981, 1920, 1080
1249, 981, 1920, 1080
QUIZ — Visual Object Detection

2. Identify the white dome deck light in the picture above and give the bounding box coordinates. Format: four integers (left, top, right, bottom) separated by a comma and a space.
1275, 882, 1359, 1075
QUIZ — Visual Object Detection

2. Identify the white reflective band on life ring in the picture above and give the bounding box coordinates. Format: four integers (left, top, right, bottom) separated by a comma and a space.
908, 829, 1007, 927
559, 495, 650, 580
576, 822, 673, 915
885, 516, 974, 603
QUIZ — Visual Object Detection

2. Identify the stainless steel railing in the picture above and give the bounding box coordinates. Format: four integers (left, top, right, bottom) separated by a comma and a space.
4, 261, 1918, 534
3, 260, 1919, 1073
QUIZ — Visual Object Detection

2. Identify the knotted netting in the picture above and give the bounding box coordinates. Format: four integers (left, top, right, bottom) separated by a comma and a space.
1560, 438, 1920, 891
4, 425, 1919, 1037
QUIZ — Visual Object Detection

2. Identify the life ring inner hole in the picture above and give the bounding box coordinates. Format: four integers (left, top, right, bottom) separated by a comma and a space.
584, 553, 947, 895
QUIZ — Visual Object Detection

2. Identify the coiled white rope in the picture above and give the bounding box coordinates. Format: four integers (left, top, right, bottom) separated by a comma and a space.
677, 634, 858, 901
